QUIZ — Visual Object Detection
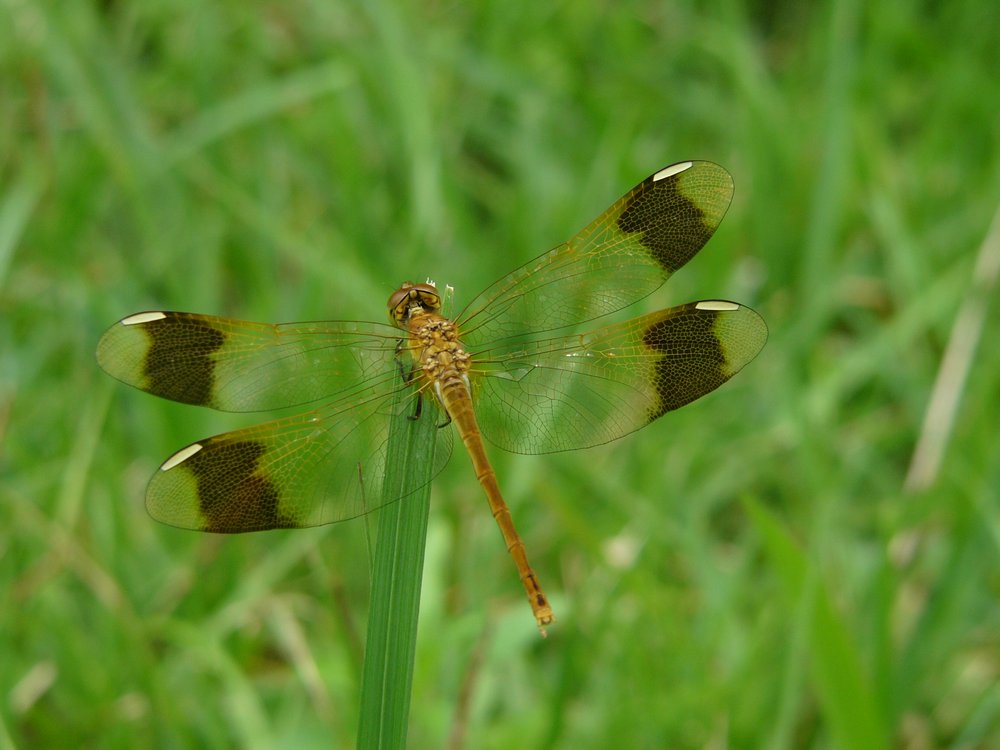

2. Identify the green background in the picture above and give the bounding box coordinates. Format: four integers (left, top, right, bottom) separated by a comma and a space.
3, 1, 999, 748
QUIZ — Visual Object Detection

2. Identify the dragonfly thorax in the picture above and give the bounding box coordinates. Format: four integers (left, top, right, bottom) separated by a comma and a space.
388, 281, 441, 326
410, 314, 471, 393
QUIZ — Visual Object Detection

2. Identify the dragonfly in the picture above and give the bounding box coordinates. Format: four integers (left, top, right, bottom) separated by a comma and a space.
97, 160, 767, 634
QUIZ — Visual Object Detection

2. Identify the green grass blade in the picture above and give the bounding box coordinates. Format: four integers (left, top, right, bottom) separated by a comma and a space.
357, 387, 437, 750
746, 499, 889, 750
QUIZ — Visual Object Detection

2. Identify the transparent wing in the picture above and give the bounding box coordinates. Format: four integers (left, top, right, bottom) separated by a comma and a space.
98, 310, 454, 532
97, 311, 403, 412
455, 161, 734, 345
145, 387, 454, 532
468, 301, 767, 454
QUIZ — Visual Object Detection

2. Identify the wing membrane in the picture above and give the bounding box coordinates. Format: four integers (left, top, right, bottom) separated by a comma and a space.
96, 311, 402, 412
469, 301, 766, 454
146, 390, 453, 532
456, 161, 733, 345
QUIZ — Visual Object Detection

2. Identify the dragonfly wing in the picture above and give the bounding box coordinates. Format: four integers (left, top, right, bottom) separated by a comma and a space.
97, 311, 402, 412
470, 301, 767, 454
456, 161, 733, 344
146, 391, 453, 532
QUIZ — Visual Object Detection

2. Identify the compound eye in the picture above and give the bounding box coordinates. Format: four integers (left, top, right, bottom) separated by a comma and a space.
387, 282, 417, 323
388, 284, 411, 309
411, 283, 441, 311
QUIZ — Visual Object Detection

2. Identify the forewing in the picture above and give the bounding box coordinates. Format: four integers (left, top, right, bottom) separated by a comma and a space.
145, 390, 453, 532
456, 161, 734, 344
470, 301, 767, 454
96, 311, 402, 412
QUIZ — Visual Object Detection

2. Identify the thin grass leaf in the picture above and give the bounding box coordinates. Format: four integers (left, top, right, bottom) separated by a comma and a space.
357, 386, 437, 750
746, 498, 889, 750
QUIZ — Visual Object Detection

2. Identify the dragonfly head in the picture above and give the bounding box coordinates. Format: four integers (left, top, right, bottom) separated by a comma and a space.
388, 281, 441, 325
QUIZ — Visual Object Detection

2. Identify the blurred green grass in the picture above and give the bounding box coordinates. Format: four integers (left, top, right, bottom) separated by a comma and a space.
2, 0, 999, 748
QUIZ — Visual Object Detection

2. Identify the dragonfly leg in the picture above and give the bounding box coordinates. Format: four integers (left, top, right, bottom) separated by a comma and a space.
394, 340, 417, 383
408, 393, 423, 421
393, 340, 427, 421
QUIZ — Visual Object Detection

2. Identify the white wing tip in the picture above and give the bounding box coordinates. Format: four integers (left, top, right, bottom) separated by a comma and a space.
161, 443, 203, 471
121, 311, 167, 326
695, 300, 740, 311
653, 162, 694, 181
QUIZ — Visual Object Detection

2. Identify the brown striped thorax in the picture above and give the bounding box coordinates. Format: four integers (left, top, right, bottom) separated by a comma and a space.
97, 160, 767, 635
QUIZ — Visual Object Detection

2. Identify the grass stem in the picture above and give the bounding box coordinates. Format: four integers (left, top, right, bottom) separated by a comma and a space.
357, 389, 437, 749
